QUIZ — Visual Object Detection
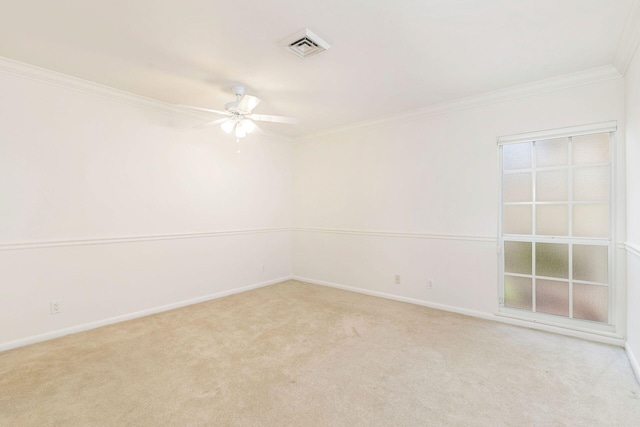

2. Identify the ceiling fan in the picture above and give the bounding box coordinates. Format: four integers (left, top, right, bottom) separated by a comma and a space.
179, 86, 298, 142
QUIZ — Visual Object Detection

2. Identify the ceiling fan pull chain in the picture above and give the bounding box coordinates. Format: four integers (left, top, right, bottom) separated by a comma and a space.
235, 138, 241, 154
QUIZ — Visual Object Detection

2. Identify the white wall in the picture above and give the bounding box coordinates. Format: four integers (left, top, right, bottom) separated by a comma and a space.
0, 62, 293, 349
0, 58, 632, 352
625, 43, 640, 376
293, 77, 626, 333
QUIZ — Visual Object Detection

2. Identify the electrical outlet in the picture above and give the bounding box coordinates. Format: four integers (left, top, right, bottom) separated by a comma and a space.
51, 299, 62, 314
394, 274, 401, 285
428, 279, 433, 290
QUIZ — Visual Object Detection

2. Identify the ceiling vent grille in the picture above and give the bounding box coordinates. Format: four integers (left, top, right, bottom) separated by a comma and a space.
279, 29, 331, 59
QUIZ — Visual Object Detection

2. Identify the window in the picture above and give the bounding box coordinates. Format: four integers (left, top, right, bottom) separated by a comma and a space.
498, 122, 615, 329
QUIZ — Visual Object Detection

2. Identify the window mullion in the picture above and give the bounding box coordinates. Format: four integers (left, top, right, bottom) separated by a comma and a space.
608, 132, 615, 325
500, 129, 613, 327
568, 136, 574, 318
532, 141, 537, 313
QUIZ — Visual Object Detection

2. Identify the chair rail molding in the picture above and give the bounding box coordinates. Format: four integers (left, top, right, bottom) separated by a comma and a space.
293, 227, 496, 243
0, 228, 291, 252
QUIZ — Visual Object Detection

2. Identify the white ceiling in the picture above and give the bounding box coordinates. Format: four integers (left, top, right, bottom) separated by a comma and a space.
0, 0, 636, 137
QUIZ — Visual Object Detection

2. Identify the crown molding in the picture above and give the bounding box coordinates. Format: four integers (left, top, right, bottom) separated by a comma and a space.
0, 56, 298, 142
0, 56, 215, 121
0, 56, 296, 141
298, 65, 622, 141
0, 55, 623, 144
613, 0, 640, 75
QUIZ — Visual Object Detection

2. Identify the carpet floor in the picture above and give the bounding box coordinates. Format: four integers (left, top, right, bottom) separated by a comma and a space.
1, 280, 639, 426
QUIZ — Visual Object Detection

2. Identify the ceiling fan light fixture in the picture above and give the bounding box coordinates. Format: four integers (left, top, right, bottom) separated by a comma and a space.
235, 122, 247, 138
242, 119, 256, 134
221, 119, 235, 134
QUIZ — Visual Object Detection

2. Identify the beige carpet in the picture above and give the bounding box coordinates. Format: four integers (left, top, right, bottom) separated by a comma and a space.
1, 280, 639, 426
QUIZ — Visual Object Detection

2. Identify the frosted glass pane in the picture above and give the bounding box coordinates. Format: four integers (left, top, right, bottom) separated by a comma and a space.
504, 276, 532, 310
573, 166, 609, 201
536, 279, 569, 316
503, 173, 532, 202
536, 204, 568, 236
536, 170, 568, 201
572, 133, 609, 164
503, 205, 532, 235
573, 245, 608, 283
573, 204, 610, 238
503, 142, 531, 170
536, 243, 568, 279
504, 241, 532, 275
573, 284, 608, 323
536, 138, 568, 167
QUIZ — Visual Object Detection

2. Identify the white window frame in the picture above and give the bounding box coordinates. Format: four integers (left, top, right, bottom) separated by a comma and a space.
496, 121, 617, 334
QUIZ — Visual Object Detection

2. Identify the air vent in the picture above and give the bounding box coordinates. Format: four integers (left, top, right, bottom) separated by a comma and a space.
279, 29, 331, 59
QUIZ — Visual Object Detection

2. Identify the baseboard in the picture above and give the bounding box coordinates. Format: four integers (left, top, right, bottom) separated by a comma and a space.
626, 343, 640, 384
0, 275, 292, 353
292, 276, 625, 347
293, 275, 497, 319
5, 274, 627, 354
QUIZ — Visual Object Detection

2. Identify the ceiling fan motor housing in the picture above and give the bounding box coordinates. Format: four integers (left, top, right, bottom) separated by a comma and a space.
226, 86, 251, 113
231, 86, 246, 97
225, 101, 242, 113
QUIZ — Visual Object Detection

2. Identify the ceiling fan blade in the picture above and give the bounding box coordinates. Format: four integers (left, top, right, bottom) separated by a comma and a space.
237, 95, 261, 112
177, 105, 230, 116
251, 113, 299, 124
193, 117, 229, 128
